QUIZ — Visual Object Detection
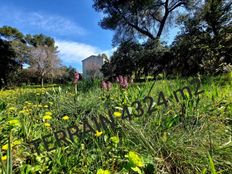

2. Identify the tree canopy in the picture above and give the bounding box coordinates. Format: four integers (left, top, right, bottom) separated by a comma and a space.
0, 26, 74, 88
93, 0, 194, 45
100, 0, 232, 79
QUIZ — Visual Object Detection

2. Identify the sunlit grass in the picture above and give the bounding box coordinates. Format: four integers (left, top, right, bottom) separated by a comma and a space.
0, 75, 231, 173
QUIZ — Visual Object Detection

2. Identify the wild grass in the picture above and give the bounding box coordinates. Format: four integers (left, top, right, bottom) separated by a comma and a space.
0, 74, 231, 173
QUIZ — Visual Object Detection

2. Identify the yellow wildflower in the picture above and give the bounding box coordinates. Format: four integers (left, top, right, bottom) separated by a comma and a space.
8, 119, 20, 126
43, 115, 52, 120
95, 130, 103, 137
62, 115, 69, 120
24, 110, 30, 115
12, 140, 21, 146
110, 136, 119, 144
2, 144, 8, 150
113, 111, 122, 118
97, 169, 111, 174
8, 107, 17, 111
1, 155, 7, 161
45, 111, 52, 116
126, 151, 144, 167
44, 123, 51, 127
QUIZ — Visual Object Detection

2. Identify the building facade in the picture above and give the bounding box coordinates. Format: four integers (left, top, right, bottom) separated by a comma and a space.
82, 55, 107, 79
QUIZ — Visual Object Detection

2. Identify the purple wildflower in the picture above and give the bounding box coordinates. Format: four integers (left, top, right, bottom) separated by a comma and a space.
107, 81, 112, 90
101, 81, 108, 90
101, 80, 112, 91
73, 72, 80, 84
117, 75, 129, 89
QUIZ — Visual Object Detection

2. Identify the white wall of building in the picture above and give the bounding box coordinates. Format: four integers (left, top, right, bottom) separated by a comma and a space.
82, 55, 105, 78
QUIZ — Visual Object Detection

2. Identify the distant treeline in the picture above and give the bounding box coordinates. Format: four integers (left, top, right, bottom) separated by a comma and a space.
0, 26, 76, 88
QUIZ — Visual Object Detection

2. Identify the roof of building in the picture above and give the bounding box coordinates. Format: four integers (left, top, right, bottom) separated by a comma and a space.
81, 55, 102, 62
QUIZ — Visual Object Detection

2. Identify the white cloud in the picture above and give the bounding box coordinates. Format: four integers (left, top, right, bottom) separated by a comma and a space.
55, 40, 102, 63
55, 40, 115, 71
0, 6, 86, 36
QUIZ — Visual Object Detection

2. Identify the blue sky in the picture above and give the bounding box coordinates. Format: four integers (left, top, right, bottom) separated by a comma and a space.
0, 0, 180, 72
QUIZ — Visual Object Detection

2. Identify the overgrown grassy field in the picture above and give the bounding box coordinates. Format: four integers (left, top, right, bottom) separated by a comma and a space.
0, 75, 231, 174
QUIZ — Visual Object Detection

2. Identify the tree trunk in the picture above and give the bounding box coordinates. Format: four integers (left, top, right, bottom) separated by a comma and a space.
212, 25, 219, 37
156, 13, 168, 39
41, 77, 44, 87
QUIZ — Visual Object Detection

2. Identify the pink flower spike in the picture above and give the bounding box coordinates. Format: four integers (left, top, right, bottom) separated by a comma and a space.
74, 72, 80, 84
124, 76, 128, 83
119, 75, 123, 82
107, 81, 112, 90
101, 81, 107, 90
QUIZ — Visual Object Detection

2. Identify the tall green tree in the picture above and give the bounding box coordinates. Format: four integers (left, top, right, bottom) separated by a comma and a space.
201, 0, 232, 37
25, 34, 56, 48
93, 0, 193, 45
138, 39, 170, 77
101, 40, 170, 80
104, 41, 143, 78
0, 40, 19, 88
0, 26, 26, 88
171, 0, 232, 75
0, 26, 28, 63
